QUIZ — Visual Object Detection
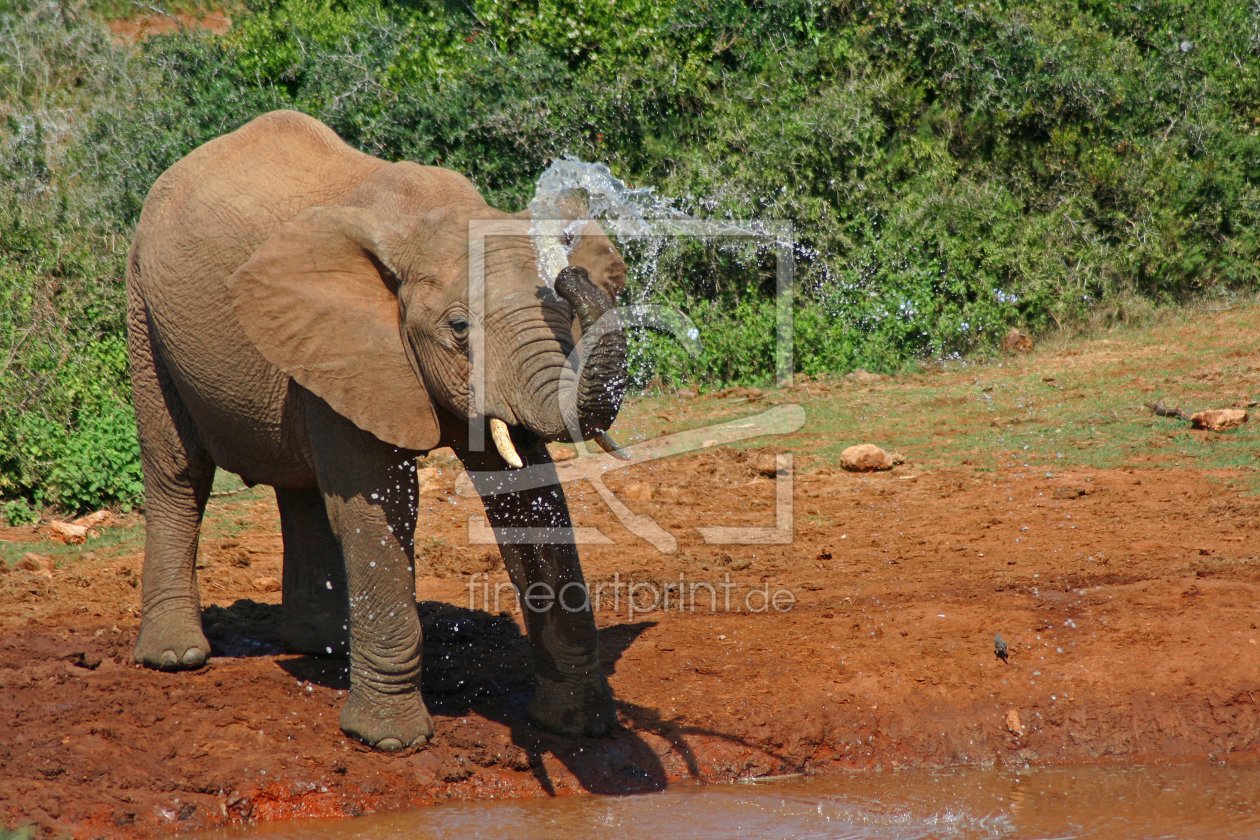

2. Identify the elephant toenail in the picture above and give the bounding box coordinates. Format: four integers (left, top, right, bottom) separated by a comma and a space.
160, 650, 179, 669
376, 738, 404, 751
182, 648, 206, 667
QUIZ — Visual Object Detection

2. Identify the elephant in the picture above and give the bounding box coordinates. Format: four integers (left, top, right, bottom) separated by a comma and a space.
125, 110, 630, 750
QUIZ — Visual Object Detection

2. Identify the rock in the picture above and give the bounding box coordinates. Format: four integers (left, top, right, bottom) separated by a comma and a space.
253, 576, 281, 593
1005, 709, 1024, 737
623, 483, 653, 502
17, 553, 53, 575
1000, 328, 1034, 353
548, 444, 578, 462
1190, 408, 1248, 432
48, 520, 88, 543
1052, 487, 1087, 499
840, 444, 894, 472
72, 510, 115, 529
753, 453, 780, 478
416, 466, 442, 494
454, 471, 476, 498
844, 369, 887, 386
717, 386, 763, 400
65, 651, 103, 670
728, 557, 752, 571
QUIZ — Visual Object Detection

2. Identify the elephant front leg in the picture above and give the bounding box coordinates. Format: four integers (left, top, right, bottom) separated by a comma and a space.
309, 408, 433, 750
460, 443, 616, 738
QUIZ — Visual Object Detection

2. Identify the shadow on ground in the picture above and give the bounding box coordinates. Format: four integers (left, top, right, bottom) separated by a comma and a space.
204, 599, 769, 796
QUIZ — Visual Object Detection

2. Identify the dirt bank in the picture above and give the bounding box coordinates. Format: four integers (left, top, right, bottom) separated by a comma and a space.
3, 436, 1259, 836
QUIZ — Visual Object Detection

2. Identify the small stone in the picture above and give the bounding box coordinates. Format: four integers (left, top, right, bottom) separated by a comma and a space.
1052, 487, 1086, 499
1005, 709, 1024, 737
17, 553, 53, 574
753, 453, 780, 478
844, 369, 887, 386
1190, 409, 1248, 432
253, 576, 281, 593
548, 444, 578, 462
66, 651, 103, 670
416, 467, 442, 494
840, 444, 894, 472
1000, 328, 1033, 353
728, 557, 752, 571
623, 483, 653, 502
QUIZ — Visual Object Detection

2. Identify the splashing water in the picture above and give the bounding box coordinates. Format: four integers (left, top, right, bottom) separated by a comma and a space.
527, 157, 688, 296
527, 157, 802, 300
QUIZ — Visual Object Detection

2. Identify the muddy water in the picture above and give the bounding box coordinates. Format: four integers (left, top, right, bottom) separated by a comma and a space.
202, 764, 1260, 839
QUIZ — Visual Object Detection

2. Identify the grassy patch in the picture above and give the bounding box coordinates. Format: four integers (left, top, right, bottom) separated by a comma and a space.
616, 300, 1260, 487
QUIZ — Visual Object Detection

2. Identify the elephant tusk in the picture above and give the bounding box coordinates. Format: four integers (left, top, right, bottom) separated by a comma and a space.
489, 418, 524, 468
593, 431, 631, 461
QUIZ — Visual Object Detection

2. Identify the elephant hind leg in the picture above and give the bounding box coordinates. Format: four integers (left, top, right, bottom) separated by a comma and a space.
277, 486, 350, 656
129, 290, 215, 670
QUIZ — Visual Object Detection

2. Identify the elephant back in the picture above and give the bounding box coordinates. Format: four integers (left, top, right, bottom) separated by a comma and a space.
128, 111, 389, 482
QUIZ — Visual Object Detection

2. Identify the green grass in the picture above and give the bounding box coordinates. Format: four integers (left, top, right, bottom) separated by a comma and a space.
0, 518, 144, 570
616, 298, 1260, 488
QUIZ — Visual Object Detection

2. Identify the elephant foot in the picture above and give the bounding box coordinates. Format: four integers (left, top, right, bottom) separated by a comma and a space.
282, 607, 349, 656
529, 672, 616, 738
339, 689, 434, 751
134, 605, 210, 670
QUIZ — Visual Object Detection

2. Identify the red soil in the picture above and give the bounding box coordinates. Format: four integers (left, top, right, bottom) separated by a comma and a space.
3, 439, 1258, 837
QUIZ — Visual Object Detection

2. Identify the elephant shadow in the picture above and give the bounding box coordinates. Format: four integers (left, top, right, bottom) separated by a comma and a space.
204, 598, 678, 795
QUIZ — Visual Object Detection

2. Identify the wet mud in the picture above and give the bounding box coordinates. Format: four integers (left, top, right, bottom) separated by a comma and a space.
3, 448, 1259, 837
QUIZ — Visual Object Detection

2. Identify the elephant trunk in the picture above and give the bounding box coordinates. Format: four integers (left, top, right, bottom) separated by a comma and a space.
554, 266, 626, 440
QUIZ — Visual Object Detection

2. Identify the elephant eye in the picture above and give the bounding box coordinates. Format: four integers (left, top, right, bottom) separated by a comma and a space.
449, 317, 469, 339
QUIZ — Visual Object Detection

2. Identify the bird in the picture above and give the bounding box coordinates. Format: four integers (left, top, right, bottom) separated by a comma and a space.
994, 633, 1009, 663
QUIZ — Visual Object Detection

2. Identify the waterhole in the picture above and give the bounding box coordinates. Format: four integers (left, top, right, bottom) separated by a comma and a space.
198, 763, 1260, 839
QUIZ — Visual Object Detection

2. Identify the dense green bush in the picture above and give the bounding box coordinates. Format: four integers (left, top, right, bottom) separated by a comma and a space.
4, 0, 1260, 509
0, 2, 144, 512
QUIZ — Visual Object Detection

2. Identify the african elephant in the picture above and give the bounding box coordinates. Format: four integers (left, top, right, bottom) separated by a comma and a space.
126, 110, 629, 750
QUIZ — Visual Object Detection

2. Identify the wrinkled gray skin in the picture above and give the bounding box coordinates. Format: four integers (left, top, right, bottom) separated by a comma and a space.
126, 111, 628, 750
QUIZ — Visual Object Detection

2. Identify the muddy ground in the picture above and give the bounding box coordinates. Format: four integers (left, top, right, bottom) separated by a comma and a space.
3, 342, 1260, 836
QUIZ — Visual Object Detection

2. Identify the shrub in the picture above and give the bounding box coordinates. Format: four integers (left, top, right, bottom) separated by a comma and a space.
7, 0, 1260, 511
0, 1, 142, 512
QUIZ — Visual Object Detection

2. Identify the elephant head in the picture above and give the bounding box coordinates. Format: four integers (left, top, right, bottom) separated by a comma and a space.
222, 194, 629, 465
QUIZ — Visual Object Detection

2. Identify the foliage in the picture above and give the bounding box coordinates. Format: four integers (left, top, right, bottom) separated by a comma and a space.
2, 498, 37, 527
0, 1, 142, 511
6, 0, 1260, 507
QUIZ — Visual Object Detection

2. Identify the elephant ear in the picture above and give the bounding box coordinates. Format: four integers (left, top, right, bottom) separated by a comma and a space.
225, 205, 441, 452
511, 210, 626, 300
